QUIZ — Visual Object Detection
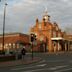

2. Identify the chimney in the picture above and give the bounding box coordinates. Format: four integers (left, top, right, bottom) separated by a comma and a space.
36, 18, 39, 27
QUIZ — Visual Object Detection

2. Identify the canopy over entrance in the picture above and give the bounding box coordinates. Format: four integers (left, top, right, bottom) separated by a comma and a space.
51, 37, 64, 41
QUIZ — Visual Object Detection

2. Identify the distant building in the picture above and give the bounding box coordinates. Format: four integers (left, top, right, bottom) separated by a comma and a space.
64, 34, 72, 51
0, 33, 30, 53
30, 10, 71, 52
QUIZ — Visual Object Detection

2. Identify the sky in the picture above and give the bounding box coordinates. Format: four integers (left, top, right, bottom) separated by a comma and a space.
0, 0, 72, 34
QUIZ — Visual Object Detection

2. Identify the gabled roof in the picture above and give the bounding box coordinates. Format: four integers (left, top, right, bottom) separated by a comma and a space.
0, 33, 29, 44
0, 32, 29, 37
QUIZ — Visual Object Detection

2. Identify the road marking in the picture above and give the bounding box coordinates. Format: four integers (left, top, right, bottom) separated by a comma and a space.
11, 64, 46, 71
54, 68, 72, 72
37, 64, 47, 67
11, 65, 39, 71
49, 65, 68, 70
22, 68, 49, 72
22, 65, 68, 72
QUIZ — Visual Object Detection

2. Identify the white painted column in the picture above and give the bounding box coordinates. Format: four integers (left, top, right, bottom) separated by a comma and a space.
68, 41, 69, 51
65, 42, 67, 51
58, 41, 60, 51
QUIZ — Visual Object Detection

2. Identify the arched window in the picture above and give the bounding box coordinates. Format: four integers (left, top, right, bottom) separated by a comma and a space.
9, 43, 11, 49
53, 31, 56, 37
5, 44, 8, 49
13, 43, 15, 48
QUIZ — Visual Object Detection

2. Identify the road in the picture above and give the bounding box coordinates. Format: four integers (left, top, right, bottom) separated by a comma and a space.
0, 52, 72, 72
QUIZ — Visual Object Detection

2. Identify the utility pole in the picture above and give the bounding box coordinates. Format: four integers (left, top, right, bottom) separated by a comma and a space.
2, 3, 8, 53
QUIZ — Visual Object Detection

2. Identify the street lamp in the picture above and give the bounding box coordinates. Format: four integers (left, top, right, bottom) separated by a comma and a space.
2, 3, 8, 53
30, 33, 37, 60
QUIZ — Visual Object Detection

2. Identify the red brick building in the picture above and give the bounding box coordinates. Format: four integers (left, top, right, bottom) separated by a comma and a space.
0, 33, 30, 53
30, 11, 65, 52
64, 34, 72, 51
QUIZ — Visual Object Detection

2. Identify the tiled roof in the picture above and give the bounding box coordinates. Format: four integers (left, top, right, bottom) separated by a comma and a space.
0, 33, 29, 44
0, 32, 28, 37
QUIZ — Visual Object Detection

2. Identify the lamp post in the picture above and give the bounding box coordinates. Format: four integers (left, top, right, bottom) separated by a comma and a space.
2, 3, 8, 52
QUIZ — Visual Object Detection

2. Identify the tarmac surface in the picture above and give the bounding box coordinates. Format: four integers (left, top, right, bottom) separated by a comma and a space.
0, 56, 41, 67
0, 51, 71, 68
0, 52, 72, 72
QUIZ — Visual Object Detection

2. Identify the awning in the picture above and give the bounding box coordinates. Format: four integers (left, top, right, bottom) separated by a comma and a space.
51, 37, 64, 40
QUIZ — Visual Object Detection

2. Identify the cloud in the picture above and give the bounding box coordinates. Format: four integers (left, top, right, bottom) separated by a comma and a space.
61, 0, 71, 2
0, 0, 72, 34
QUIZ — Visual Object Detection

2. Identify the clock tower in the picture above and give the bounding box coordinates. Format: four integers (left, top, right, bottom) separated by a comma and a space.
43, 7, 50, 22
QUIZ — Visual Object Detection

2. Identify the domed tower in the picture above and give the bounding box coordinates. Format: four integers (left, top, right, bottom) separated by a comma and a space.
43, 7, 50, 22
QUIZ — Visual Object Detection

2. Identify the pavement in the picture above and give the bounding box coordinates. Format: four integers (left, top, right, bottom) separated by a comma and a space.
0, 57, 41, 68
44, 51, 72, 55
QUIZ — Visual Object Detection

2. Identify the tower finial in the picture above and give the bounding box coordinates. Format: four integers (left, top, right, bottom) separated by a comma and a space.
43, 7, 50, 22
45, 6, 47, 12
44, 6, 48, 15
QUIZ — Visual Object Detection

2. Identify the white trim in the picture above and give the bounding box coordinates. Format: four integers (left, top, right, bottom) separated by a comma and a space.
51, 37, 64, 40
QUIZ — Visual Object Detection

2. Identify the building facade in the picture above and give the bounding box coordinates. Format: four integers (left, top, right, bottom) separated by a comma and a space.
64, 34, 72, 51
30, 11, 66, 52
0, 33, 30, 54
